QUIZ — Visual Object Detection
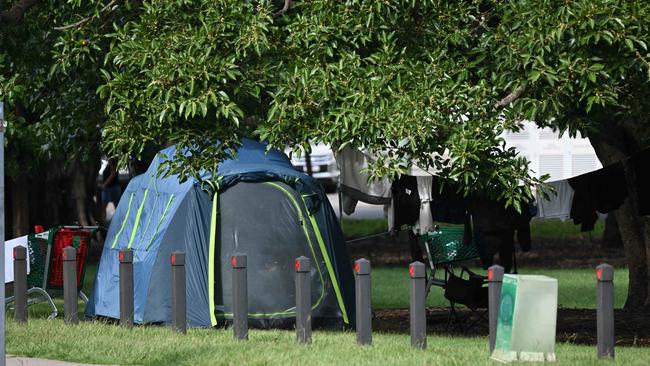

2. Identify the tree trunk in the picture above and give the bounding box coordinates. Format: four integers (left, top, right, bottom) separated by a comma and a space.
71, 162, 90, 226
590, 133, 649, 309
602, 213, 623, 248
10, 174, 30, 237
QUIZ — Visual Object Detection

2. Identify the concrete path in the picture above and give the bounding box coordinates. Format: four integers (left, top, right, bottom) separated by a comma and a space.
7, 355, 112, 366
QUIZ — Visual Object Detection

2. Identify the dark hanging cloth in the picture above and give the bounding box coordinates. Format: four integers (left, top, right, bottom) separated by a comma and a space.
470, 197, 533, 273
631, 148, 650, 216
392, 175, 420, 229
568, 162, 627, 231
429, 177, 469, 224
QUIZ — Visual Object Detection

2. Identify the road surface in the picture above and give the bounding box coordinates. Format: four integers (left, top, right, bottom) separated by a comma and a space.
326, 193, 385, 220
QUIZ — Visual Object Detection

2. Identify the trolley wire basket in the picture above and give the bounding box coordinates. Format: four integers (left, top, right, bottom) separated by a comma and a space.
7, 225, 95, 319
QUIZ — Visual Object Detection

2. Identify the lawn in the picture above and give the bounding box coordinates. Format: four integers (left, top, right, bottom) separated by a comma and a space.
5, 218, 633, 365
372, 266, 629, 309
7, 318, 650, 366
341, 217, 606, 239
7, 261, 637, 365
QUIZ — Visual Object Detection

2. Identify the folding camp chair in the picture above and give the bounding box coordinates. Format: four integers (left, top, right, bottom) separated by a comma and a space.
5, 225, 95, 319
422, 225, 488, 333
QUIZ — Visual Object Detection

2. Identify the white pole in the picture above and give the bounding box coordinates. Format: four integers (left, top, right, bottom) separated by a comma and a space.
0, 101, 6, 366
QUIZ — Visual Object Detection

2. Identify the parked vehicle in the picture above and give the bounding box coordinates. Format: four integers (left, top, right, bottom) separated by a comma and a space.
287, 143, 339, 192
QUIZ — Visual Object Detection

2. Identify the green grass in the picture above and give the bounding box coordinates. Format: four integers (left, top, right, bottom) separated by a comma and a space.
371, 267, 628, 309
7, 318, 650, 366
530, 218, 604, 239
8, 261, 636, 365
341, 218, 605, 239
24, 264, 627, 319
341, 219, 388, 238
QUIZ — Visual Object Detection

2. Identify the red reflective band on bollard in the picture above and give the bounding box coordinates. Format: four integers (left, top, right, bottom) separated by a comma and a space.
13, 247, 16, 259
231, 256, 237, 267
409, 265, 414, 278
119, 252, 124, 262
488, 269, 493, 281
355, 262, 360, 274
295, 260, 300, 271
171, 255, 175, 266
597, 268, 602, 281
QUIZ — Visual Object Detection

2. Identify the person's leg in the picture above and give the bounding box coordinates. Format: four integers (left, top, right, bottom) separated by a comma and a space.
107, 185, 122, 206
408, 231, 425, 263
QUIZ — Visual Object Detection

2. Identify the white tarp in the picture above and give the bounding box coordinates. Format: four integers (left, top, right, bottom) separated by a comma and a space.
4, 236, 30, 283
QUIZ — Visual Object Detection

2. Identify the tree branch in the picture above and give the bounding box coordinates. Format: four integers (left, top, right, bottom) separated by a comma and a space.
53, 0, 117, 31
496, 85, 525, 107
273, 0, 292, 17
0, 0, 39, 25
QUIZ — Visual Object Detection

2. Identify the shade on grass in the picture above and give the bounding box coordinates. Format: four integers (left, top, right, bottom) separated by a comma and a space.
341, 218, 605, 239
6, 319, 650, 366
372, 267, 629, 309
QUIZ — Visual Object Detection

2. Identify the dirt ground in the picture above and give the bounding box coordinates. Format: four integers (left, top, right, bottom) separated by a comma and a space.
346, 231, 627, 268
373, 308, 650, 346
349, 233, 650, 346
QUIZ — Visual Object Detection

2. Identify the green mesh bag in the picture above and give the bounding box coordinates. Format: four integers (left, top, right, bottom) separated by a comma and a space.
423, 226, 479, 265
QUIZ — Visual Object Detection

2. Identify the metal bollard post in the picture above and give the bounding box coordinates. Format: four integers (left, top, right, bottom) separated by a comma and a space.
488, 265, 504, 353
63, 246, 78, 324
13, 246, 27, 323
295, 256, 311, 344
171, 252, 187, 334
119, 249, 134, 328
232, 254, 248, 340
596, 264, 615, 359
355, 258, 372, 345
409, 261, 426, 349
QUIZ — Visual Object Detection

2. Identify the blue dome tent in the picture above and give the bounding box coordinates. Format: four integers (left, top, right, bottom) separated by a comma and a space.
85, 139, 355, 328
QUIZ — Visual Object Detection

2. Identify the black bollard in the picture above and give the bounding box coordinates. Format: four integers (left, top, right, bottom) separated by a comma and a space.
295, 256, 311, 344
171, 252, 187, 334
13, 246, 27, 323
119, 249, 134, 328
409, 261, 426, 349
232, 254, 248, 340
488, 265, 504, 353
596, 264, 615, 359
63, 246, 78, 324
355, 258, 372, 345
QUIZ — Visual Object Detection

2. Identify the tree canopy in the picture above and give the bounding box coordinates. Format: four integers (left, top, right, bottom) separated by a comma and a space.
6, 0, 648, 209
2, 0, 650, 307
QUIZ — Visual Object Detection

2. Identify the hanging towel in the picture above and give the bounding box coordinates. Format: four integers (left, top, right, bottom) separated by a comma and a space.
536, 180, 574, 221
568, 162, 627, 231
413, 176, 434, 234
390, 176, 420, 230
430, 177, 469, 224
335, 147, 392, 214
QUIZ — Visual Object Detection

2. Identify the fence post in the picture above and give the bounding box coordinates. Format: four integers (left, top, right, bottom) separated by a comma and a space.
13, 246, 27, 323
355, 258, 372, 345
232, 253, 248, 340
596, 263, 615, 359
171, 251, 187, 334
63, 246, 78, 324
295, 256, 311, 344
409, 261, 426, 349
488, 265, 504, 353
119, 249, 134, 328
